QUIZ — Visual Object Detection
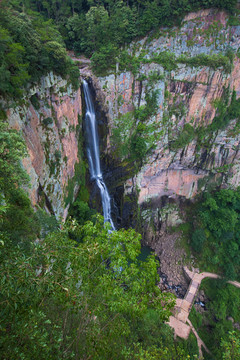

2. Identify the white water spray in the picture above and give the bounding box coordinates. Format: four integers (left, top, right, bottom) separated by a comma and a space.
82, 79, 115, 230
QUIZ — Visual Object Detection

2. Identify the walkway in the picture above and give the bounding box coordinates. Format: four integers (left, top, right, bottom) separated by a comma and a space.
187, 318, 211, 359
174, 267, 240, 324
167, 266, 240, 358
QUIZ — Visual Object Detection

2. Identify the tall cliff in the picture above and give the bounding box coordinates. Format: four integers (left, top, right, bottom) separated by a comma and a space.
83, 8, 240, 286
5, 73, 83, 220
4, 9, 240, 229
92, 9, 240, 208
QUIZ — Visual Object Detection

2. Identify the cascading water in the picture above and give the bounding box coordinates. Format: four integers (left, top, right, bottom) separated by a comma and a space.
82, 79, 115, 230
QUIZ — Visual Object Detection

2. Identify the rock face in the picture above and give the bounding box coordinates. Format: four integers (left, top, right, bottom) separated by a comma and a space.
4, 9, 240, 236
87, 9, 240, 288
94, 9, 240, 205
6, 72, 83, 220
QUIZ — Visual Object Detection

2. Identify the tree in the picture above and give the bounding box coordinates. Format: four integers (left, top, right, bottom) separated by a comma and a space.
221, 331, 240, 359
85, 5, 110, 53
190, 189, 240, 278
0, 216, 175, 359
0, 120, 29, 192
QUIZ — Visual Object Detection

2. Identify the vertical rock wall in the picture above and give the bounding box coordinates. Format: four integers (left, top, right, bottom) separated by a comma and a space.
6, 72, 83, 220
94, 9, 240, 205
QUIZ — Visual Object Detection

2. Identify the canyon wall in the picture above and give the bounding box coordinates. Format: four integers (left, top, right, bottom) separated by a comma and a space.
4, 9, 240, 231
93, 9, 240, 209
85, 8, 240, 286
6, 72, 83, 220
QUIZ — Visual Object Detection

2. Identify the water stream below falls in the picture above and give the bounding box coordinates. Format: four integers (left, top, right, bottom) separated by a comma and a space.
82, 79, 115, 230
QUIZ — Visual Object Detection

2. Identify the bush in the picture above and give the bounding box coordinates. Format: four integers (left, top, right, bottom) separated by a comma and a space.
178, 53, 231, 72
69, 199, 95, 225
190, 189, 240, 279
151, 51, 177, 71
170, 123, 195, 150
91, 43, 117, 76
42, 117, 53, 126
30, 94, 40, 110
191, 228, 206, 253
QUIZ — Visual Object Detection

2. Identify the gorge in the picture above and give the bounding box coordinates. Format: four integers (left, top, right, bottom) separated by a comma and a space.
1, 2, 240, 359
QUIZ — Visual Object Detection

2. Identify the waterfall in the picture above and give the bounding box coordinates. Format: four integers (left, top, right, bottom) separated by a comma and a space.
82, 79, 115, 230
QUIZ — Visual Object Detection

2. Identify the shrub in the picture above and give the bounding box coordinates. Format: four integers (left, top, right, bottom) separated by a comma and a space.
191, 228, 206, 253
170, 123, 195, 150
30, 94, 40, 110
42, 117, 53, 126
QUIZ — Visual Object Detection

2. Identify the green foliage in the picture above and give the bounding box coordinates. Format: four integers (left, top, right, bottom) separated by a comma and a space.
91, 43, 117, 76
189, 306, 203, 330
0, 187, 40, 246
221, 331, 240, 359
179, 332, 199, 359
0, 4, 79, 97
42, 117, 53, 126
210, 89, 240, 131
111, 90, 160, 165
132, 314, 197, 358
0, 115, 41, 247
0, 25, 30, 96
178, 52, 232, 72
30, 94, 40, 110
191, 228, 207, 253
192, 279, 240, 359
0, 216, 175, 359
69, 199, 95, 226
130, 133, 148, 160
0, 120, 29, 192
190, 188, 240, 279
36, 208, 59, 238
150, 51, 177, 71
5, 0, 236, 78
170, 123, 195, 150
119, 51, 142, 75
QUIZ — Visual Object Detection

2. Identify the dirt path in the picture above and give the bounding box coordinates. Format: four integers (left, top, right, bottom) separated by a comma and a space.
187, 318, 210, 359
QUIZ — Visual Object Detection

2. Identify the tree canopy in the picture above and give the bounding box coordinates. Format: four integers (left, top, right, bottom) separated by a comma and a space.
191, 189, 240, 279
0, 2, 79, 97
0, 215, 179, 359
1, 0, 238, 76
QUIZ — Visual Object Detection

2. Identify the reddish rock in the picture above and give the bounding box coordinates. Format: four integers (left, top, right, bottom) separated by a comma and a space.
7, 73, 82, 219
95, 9, 240, 205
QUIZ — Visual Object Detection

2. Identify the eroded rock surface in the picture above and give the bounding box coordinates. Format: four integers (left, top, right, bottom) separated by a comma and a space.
6, 72, 83, 220
88, 9, 240, 287
95, 9, 240, 204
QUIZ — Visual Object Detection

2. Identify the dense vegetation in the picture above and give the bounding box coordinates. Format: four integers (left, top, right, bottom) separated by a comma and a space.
189, 188, 240, 280
189, 279, 240, 359
111, 87, 161, 166
0, 2, 79, 97
0, 121, 196, 358
1, 1, 240, 358
2, 0, 238, 78
1, 214, 178, 359
0, 84, 191, 358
